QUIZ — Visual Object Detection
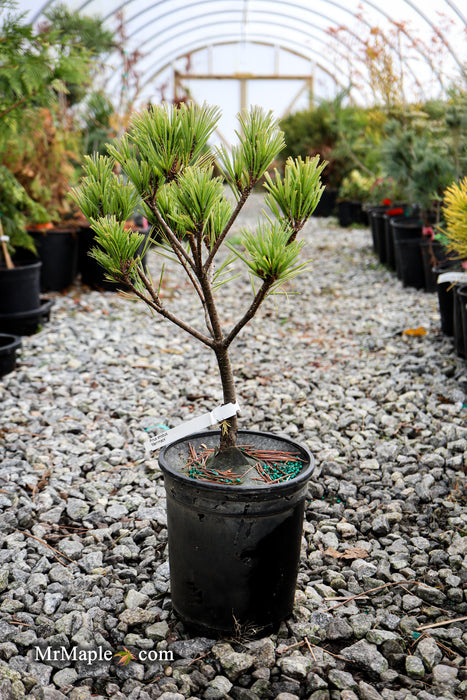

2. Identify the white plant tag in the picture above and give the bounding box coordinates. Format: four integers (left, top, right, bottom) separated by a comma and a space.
145, 401, 241, 452
437, 272, 467, 284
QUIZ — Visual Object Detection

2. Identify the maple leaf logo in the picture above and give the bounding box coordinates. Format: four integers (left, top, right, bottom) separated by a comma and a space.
114, 647, 136, 665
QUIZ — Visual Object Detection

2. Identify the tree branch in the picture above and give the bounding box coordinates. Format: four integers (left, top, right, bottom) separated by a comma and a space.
124, 267, 215, 348
147, 203, 210, 309
149, 203, 197, 273
148, 203, 218, 340
223, 276, 275, 348
0, 89, 40, 121
286, 220, 306, 246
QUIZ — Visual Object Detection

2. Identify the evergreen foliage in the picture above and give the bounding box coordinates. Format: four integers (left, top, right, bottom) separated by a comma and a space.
0, 0, 114, 258
441, 177, 467, 260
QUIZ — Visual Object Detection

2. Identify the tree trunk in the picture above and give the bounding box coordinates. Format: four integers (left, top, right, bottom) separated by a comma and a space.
214, 346, 238, 450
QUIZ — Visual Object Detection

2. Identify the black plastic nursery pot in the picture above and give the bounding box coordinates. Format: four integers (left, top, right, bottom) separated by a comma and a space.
366, 205, 388, 253
0, 298, 54, 336
312, 188, 337, 218
0, 334, 21, 377
158, 429, 316, 637
29, 227, 79, 292
337, 200, 353, 228
78, 225, 112, 288
370, 209, 388, 264
394, 238, 425, 289
0, 261, 53, 335
337, 200, 363, 228
453, 284, 467, 359
420, 241, 447, 293
383, 212, 406, 270
391, 217, 422, 281
0, 261, 41, 314
459, 285, 467, 359
434, 262, 464, 337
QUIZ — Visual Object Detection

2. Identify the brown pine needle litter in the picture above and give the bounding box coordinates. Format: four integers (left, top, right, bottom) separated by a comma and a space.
18, 530, 74, 566
185, 444, 306, 485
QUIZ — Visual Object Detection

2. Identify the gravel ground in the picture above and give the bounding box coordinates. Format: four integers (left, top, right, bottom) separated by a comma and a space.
1, 193, 467, 700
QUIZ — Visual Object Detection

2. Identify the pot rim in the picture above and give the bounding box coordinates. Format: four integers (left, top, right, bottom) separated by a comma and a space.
29, 227, 78, 235
158, 428, 318, 496
0, 260, 42, 273
390, 218, 422, 229
0, 297, 54, 322
0, 333, 21, 354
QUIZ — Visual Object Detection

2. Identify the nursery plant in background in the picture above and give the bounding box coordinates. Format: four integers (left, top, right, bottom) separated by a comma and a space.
72, 101, 326, 635
0, 1, 116, 297
8, 4, 117, 291
337, 169, 376, 226
440, 177, 467, 261
0, 1, 94, 248
380, 109, 457, 225
0, 0, 91, 329
279, 96, 344, 215
437, 177, 467, 356
366, 103, 458, 288
279, 96, 388, 217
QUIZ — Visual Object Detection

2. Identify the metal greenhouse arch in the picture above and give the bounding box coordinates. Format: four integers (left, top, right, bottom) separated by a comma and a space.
26, 0, 467, 112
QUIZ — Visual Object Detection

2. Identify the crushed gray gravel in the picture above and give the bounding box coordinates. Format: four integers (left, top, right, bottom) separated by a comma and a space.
1, 193, 467, 700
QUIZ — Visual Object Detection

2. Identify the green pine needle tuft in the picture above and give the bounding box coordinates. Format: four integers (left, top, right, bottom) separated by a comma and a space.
264, 155, 327, 231
228, 219, 310, 293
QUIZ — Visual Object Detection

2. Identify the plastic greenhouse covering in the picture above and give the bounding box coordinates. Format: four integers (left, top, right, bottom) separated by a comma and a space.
11, 0, 467, 140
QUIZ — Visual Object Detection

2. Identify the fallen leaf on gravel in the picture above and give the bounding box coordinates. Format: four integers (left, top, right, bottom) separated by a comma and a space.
324, 547, 369, 560
402, 327, 427, 336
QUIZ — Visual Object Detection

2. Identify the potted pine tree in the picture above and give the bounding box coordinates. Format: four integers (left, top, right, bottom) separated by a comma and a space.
71, 102, 326, 636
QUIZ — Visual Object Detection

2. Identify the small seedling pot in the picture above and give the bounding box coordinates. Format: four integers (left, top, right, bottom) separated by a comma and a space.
158, 429, 317, 637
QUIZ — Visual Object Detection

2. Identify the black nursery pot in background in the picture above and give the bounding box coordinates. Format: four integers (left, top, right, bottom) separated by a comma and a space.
78, 225, 111, 288
434, 263, 465, 337
367, 205, 388, 253
0, 261, 41, 314
453, 284, 467, 359
158, 429, 316, 637
29, 227, 79, 292
420, 240, 447, 293
0, 261, 54, 335
337, 200, 353, 228
370, 209, 388, 264
337, 200, 364, 228
312, 188, 337, 218
383, 213, 407, 271
396, 239, 425, 289
0, 334, 21, 377
391, 217, 423, 286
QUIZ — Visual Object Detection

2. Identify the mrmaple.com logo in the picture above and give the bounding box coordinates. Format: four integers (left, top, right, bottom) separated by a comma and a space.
35, 646, 174, 666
